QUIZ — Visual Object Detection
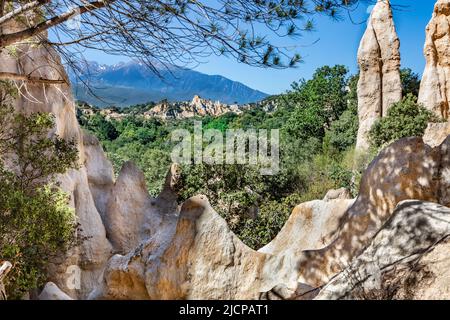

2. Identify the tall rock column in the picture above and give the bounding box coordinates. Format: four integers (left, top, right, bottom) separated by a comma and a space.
418, 0, 450, 120
356, 0, 402, 150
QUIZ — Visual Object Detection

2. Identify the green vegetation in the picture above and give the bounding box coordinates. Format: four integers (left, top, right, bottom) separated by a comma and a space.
78, 65, 436, 250
369, 94, 440, 149
78, 65, 363, 249
0, 81, 78, 299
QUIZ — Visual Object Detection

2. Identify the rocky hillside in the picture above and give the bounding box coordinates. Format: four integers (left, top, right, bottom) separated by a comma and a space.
71, 61, 269, 107
1, 0, 450, 301
78, 95, 277, 121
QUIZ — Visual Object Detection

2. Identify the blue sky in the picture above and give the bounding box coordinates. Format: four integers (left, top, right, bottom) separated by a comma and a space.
81, 0, 437, 95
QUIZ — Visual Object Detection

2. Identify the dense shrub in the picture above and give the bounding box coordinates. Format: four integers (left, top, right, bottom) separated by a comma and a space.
0, 83, 78, 299
368, 94, 439, 149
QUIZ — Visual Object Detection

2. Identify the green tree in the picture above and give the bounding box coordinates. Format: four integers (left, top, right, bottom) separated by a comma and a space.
283, 65, 350, 143
369, 94, 439, 149
0, 83, 78, 299
401, 68, 421, 98
323, 74, 359, 154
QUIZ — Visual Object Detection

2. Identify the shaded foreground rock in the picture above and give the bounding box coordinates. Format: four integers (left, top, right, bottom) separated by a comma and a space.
295, 137, 447, 290
315, 201, 450, 300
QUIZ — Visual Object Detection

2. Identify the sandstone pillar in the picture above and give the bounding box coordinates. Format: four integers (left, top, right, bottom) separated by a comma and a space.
356, 0, 402, 150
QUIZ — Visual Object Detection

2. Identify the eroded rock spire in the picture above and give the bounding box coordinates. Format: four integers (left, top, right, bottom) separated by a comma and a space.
356, 0, 402, 150
418, 0, 450, 120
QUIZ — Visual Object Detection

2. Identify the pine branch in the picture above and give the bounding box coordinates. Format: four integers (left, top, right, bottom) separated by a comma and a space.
0, 72, 67, 84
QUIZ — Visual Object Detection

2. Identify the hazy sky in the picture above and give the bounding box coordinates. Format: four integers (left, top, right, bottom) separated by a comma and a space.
80, 0, 437, 95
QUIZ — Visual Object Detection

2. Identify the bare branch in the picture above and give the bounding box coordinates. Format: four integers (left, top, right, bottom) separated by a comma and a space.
0, 0, 51, 26
0, 1, 111, 48
0, 72, 67, 84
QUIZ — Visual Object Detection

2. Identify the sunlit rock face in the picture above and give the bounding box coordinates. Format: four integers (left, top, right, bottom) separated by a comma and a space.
356, 0, 402, 150
419, 0, 450, 120
38, 282, 73, 300
423, 121, 450, 147
144, 95, 245, 120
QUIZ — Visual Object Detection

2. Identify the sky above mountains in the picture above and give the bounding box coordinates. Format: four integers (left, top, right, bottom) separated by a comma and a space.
77, 0, 437, 95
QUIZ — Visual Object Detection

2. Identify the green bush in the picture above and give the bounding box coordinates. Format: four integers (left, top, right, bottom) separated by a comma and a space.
0, 83, 78, 299
323, 74, 359, 154
368, 94, 439, 149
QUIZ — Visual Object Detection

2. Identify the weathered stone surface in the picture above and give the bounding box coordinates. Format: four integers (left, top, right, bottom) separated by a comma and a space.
295, 137, 446, 290
356, 0, 402, 150
259, 199, 354, 257
402, 238, 450, 300
38, 282, 73, 300
315, 201, 450, 300
104, 162, 179, 254
93, 195, 267, 299
83, 132, 115, 219
95, 194, 347, 300
418, 0, 450, 120
423, 122, 450, 147
323, 188, 352, 201
0, 261, 12, 300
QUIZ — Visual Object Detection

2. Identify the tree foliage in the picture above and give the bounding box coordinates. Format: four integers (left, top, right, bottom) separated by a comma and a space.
369, 94, 440, 149
0, 82, 78, 299
400, 68, 421, 98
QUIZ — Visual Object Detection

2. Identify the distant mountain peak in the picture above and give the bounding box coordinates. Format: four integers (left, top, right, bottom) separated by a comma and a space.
71, 60, 268, 107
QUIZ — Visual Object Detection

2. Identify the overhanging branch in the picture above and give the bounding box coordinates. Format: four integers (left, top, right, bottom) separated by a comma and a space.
0, 0, 51, 26
0, 1, 112, 48
0, 72, 67, 84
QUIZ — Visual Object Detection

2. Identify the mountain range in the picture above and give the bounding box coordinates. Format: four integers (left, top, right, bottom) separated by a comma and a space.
70, 61, 268, 107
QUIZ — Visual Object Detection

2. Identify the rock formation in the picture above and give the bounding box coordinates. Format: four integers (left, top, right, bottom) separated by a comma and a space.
77, 95, 277, 122
0, 261, 12, 300
1, 1, 450, 301
295, 137, 447, 290
259, 198, 354, 264
104, 162, 179, 254
140, 96, 244, 120
423, 121, 450, 147
356, 0, 402, 150
38, 283, 73, 300
419, 0, 450, 120
315, 201, 450, 300
87, 136, 450, 300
